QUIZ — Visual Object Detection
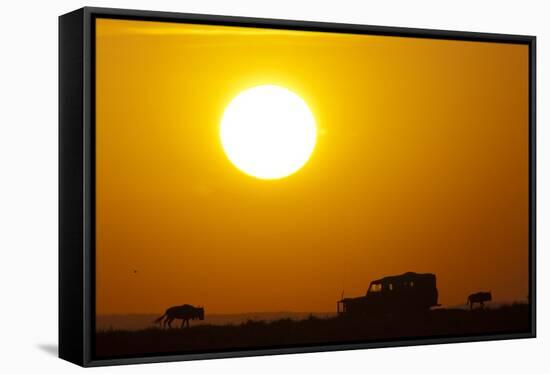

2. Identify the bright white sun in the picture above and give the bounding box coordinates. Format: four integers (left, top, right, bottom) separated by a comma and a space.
220, 85, 317, 180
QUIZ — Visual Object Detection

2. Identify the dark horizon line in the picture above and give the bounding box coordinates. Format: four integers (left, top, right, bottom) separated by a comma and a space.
97, 300, 529, 316
98, 310, 337, 316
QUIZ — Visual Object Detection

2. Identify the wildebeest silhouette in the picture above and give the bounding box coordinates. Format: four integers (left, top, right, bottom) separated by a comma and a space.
154, 304, 205, 328
467, 292, 492, 310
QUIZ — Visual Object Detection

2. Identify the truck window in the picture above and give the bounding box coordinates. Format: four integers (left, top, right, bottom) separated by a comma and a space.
370, 284, 382, 293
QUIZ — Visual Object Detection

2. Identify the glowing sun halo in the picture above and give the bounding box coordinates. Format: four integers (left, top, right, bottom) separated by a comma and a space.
220, 85, 317, 180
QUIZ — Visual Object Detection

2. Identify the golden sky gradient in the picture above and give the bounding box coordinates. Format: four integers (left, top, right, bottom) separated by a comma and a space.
95, 18, 529, 315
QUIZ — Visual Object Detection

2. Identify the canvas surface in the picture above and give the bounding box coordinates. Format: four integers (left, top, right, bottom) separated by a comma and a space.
94, 18, 530, 358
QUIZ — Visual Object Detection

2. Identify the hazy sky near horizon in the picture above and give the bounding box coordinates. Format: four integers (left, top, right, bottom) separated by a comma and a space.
95, 18, 529, 315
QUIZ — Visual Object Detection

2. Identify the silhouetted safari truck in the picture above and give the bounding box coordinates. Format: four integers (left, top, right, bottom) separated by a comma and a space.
337, 272, 439, 316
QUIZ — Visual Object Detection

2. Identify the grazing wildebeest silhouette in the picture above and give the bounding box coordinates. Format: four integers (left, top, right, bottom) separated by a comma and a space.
154, 304, 205, 328
467, 292, 492, 310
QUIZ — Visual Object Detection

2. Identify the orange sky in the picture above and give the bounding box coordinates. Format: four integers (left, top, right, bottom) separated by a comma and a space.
95, 18, 529, 315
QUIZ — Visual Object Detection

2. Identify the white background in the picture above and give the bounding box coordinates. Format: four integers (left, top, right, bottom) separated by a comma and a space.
0, 0, 547, 372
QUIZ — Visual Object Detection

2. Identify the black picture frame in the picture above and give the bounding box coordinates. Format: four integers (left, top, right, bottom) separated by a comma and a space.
59, 6, 536, 367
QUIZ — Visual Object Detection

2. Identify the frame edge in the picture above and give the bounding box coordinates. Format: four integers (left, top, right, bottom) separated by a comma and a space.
59, 7, 86, 367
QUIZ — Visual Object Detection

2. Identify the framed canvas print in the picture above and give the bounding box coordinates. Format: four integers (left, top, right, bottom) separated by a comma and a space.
59, 7, 536, 367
